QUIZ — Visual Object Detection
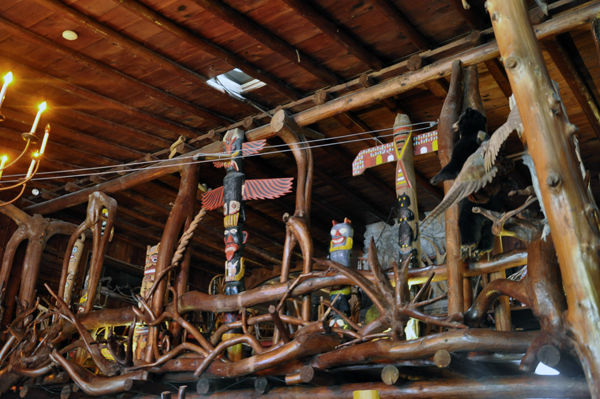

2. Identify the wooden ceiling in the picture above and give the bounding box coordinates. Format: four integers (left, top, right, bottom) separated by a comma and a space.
0, 0, 599, 277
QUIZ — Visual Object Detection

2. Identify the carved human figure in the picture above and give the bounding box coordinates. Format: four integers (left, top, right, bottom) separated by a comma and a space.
329, 218, 354, 327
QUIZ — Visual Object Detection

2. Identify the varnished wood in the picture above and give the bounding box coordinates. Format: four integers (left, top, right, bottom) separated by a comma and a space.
369, 0, 431, 50
488, 0, 600, 395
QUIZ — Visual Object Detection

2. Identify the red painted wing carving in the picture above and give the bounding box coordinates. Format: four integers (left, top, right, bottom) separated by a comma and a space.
242, 140, 266, 157
243, 178, 293, 201
202, 186, 224, 210
213, 161, 226, 168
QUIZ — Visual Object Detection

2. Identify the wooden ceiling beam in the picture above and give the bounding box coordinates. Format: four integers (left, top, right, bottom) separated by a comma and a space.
113, 0, 301, 101
31, 0, 252, 116
242, 1, 599, 131
406, 55, 449, 100
0, 55, 198, 142
190, 0, 341, 86
25, 2, 599, 216
280, 0, 384, 71
0, 126, 119, 167
0, 16, 231, 128
447, 0, 487, 30
358, 74, 406, 114
2, 108, 143, 161
369, 0, 431, 51
543, 35, 600, 140
483, 58, 513, 98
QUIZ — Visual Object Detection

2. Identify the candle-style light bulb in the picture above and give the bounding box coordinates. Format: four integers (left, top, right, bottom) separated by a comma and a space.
26, 157, 36, 180
30, 102, 47, 134
0, 155, 7, 180
0, 72, 13, 110
40, 124, 50, 155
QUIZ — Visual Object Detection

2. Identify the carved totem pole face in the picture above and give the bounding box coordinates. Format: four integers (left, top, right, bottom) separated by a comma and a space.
329, 218, 354, 267
224, 226, 248, 282
398, 194, 418, 267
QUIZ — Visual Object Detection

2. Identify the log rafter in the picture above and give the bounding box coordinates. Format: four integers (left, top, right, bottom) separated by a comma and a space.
0, 16, 231, 129
279, 0, 384, 71
106, 0, 302, 101
30, 0, 254, 116
22, 2, 600, 216
369, 0, 431, 51
189, 0, 341, 86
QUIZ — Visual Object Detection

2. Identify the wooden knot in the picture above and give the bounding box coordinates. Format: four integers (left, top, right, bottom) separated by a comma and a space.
504, 56, 518, 69
546, 172, 561, 188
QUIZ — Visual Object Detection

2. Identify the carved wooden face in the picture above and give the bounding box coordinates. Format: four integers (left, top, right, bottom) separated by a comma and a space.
224, 226, 248, 261
223, 130, 244, 172
330, 218, 353, 252
145, 243, 160, 269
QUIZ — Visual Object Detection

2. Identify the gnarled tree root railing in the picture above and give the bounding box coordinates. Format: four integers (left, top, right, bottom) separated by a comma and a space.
63, 249, 526, 334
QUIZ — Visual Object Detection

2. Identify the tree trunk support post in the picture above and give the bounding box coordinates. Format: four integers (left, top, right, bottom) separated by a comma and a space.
487, 0, 600, 396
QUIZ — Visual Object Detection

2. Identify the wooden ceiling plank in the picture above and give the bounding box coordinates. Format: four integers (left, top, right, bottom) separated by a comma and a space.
0, 125, 119, 166
368, 0, 431, 51
447, 0, 487, 30
0, 15, 230, 129
112, 0, 301, 101
279, 0, 383, 71
190, 0, 342, 86
0, 54, 197, 141
544, 35, 600, 140
1, 107, 144, 160
24, 1, 600, 216
62, 108, 171, 149
483, 58, 513, 98
30, 0, 253, 116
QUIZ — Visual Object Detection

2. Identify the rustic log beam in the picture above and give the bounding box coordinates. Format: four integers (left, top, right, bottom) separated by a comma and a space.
134, 376, 589, 399
25, 2, 599, 216
190, 0, 341, 86
242, 1, 600, 134
0, 17, 230, 128
406, 55, 450, 101
30, 0, 252, 115
483, 58, 513, 98
280, 0, 383, 71
487, 0, 600, 396
543, 35, 600, 140
438, 60, 464, 316
358, 74, 406, 114
369, 0, 431, 50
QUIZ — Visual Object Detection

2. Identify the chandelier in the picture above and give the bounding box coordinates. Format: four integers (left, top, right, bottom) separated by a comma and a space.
0, 71, 50, 206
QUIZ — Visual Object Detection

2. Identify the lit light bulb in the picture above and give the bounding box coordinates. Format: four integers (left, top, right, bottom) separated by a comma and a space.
0, 72, 13, 110
40, 124, 50, 155
0, 155, 7, 180
30, 102, 47, 134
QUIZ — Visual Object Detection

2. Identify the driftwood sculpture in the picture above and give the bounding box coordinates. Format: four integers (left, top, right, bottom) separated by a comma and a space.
0, 203, 75, 322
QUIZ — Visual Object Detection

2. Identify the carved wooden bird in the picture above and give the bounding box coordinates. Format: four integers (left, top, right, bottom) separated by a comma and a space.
421, 99, 523, 231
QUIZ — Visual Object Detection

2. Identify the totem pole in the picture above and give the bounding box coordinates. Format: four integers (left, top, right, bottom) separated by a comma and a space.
203, 128, 293, 360
329, 218, 354, 328
352, 114, 424, 267
133, 243, 159, 360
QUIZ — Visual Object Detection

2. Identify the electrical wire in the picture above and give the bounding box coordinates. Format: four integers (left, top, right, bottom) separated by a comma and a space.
1, 121, 438, 184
